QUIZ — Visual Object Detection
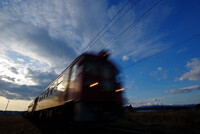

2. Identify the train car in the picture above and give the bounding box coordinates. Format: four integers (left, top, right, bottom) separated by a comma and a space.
27, 51, 124, 122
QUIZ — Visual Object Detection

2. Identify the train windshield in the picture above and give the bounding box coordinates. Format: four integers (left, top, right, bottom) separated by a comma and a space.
84, 57, 100, 76
84, 56, 119, 91
84, 57, 118, 77
102, 63, 118, 79
101, 63, 118, 91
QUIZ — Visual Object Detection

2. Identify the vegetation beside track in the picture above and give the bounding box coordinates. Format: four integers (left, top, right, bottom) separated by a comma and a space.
112, 109, 200, 134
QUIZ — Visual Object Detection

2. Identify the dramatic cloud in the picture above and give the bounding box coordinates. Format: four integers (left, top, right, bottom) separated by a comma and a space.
0, 55, 58, 86
0, 0, 171, 70
0, 0, 108, 102
25, 68, 57, 86
0, 0, 174, 110
0, 0, 109, 71
179, 58, 200, 81
0, 67, 57, 99
165, 85, 200, 94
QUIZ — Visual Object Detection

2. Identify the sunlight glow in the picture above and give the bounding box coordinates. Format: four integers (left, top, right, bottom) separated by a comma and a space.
0, 64, 37, 86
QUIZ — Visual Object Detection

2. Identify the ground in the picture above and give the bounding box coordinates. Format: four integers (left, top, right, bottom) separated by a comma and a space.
0, 110, 200, 134
113, 110, 200, 134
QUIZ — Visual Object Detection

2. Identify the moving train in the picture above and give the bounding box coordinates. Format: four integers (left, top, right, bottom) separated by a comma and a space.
27, 51, 124, 122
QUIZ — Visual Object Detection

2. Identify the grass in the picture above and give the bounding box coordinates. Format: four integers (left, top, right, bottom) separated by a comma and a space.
0, 114, 41, 134
113, 110, 200, 134
0, 110, 200, 134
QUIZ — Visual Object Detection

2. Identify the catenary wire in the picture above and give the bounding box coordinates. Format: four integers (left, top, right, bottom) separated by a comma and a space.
123, 33, 200, 70
80, 0, 132, 54
101, 0, 163, 50
88, 0, 140, 50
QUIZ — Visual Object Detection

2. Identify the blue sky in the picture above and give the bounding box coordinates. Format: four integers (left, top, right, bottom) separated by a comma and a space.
0, 0, 200, 110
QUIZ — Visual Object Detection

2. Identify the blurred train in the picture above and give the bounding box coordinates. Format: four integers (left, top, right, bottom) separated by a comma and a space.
27, 51, 124, 122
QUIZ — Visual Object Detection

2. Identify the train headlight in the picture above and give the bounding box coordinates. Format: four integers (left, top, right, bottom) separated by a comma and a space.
115, 88, 125, 92
90, 82, 99, 87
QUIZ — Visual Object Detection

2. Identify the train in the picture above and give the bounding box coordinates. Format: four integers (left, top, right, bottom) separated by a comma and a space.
27, 51, 124, 123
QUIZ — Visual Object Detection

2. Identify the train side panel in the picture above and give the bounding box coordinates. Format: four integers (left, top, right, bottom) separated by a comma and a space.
27, 53, 124, 122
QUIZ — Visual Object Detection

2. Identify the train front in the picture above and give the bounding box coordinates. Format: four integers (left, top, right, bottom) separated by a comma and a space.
75, 52, 124, 122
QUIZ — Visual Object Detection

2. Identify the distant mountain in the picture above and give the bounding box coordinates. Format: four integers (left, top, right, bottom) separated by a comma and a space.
133, 104, 196, 111
0, 110, 23, 115
124, 104, 199, 112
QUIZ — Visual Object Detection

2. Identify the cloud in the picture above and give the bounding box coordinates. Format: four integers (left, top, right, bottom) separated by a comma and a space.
8, 67, 18, 74
0, 0, 109, 72
179, 58, 200, 81
0, 79, 46, 100
126, 97, 165, 107
165, 85, 200, 94
0, 66, 57, 99
0, 0, 173, 107
0, 0, 171, 69
122, 55, 129, 61
0, 20, 77, 70
25, 68, 57, 86
0, 90, 21, 99
157, 66, 162, 71
176, 47, 188, 54
106, 1, 172, 62
17, 58, 25, 62
150, 66, 167, 81
0, 0, 109, 102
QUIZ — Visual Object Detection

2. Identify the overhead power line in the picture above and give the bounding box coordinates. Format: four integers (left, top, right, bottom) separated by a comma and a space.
89, 0, 140, 50
80, 0, 132, 53
123, 33, 200, 70
102, 0, 163, 50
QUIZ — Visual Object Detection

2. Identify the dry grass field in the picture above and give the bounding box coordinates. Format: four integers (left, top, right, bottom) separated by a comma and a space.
113, 110, 200, 134
0, 110, 200, 134
0, 114, 41, 134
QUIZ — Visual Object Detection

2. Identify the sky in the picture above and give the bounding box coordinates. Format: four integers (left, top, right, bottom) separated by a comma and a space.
0, 0, 200, 111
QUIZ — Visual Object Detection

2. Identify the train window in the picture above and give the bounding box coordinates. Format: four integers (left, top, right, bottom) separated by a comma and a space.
57, 70, 69, 91
84, 58, 99, 76
58, 76, 64, 85
40, 95, 43, 101
42, 93, 45, 99
102, 80, 114, 91
50, 87, 54, 95
70, 62, 83, 82
76, 65, 83, 76
50, 85, 56, 94
47, 89, 50, 97
38, 96, 41, 102
44, 90, 48, 98
48, 88, 51, 96
70, 64, 77, 82
46, 88, 50, 96
101, 63, 119, 91
40, 93, 44, 101
102, 64, 114, 79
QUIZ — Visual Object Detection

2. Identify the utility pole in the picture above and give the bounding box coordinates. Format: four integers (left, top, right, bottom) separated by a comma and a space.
5, 100, 10, 111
